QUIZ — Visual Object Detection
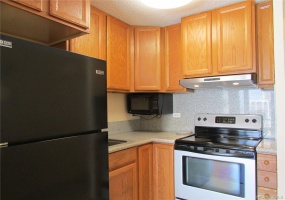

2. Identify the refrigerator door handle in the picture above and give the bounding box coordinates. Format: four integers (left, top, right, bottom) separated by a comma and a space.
0, 142, 8, 148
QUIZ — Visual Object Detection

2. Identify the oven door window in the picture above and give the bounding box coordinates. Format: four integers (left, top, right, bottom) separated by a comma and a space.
183, 156, 245, 197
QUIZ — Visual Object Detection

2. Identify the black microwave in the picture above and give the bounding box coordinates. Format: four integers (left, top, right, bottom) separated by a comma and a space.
127, 93, 173, 115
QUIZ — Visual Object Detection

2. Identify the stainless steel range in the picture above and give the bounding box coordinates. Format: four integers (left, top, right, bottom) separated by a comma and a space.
174, 114, 263, 200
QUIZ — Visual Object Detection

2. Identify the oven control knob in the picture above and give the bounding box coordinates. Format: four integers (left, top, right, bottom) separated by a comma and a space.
203, 117, 207, 121
198, 117, 201, 121
252, 119, 257, 123
245, 118, 249, 123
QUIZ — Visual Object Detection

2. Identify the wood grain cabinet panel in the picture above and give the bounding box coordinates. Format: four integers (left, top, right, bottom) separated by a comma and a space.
257, 153, 277, 172
1, 0, 90, 45
257, 153, 277, 198
134, 27, 161, 91
256, 1, 275, 88
258, 170, 277, 189
138, 144, 153, 200
107, 16, 132, 91
181, 12, 213, 77
12, 0, 43, 11
215, 1, 255, 74
70, 6, 106, 60
109, 163, 138, 200
109, 147, 138, 200
109, 147, 137, 172
164, 24, 185, 92
50, 0, 90, 28
153, 143, 174, 200
258, 186, 277, 199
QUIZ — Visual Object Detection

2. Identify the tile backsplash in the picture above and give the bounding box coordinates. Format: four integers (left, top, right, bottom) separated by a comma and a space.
140, 88, 275, 138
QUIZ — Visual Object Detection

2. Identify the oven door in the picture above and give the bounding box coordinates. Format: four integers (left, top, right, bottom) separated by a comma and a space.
174, 150, 256, 200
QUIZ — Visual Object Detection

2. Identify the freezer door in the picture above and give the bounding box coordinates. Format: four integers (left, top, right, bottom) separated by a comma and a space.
1, 34, 107, 144
0, 132, 109, 200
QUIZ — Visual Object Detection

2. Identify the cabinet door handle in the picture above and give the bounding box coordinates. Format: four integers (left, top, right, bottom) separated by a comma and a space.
264, 177, 270, 182
264, 160, 270, 165
264, 194, 270, 198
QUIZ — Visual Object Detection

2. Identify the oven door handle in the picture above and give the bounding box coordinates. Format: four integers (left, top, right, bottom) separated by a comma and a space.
190, 149, 254, 159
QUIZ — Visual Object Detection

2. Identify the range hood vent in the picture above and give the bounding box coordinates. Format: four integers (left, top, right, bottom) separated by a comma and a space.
180, 73, 257, 90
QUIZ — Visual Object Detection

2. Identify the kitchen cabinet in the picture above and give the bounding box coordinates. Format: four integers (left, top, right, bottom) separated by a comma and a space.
256, 1, 275, 88
50, 0, 89, 28
163, 24, 185, 92
1, 0, 90, 45
12, 0, 43, 11
107, 16, 132, 91
257, 153, 277, 199
153, 143, 174, 200
214, 1, 255, 74
69, 6, 106, 60
182, 12, 213, 77
134, 27, 162, 91
109, 147, 138, 200
138, 144, 153, 200
182, 1, 255, 78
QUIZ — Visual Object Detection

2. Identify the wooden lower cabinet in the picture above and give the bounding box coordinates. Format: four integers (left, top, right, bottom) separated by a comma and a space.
257, 153, 277, 199
109, 143, 174, 200
138, 144, 153, 200
109, 147, 138, 200
153, 143, 174, 200
109, 163, 138, 200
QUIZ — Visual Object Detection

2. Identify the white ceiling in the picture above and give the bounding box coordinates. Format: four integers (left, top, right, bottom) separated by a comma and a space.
91, 0, 252, 27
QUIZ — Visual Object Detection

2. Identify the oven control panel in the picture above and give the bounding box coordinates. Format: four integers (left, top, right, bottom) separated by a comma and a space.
195, 113, 262, 130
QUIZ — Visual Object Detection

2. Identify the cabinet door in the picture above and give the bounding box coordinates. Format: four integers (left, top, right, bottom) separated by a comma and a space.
109, 163, 138, 200
153, 143, 174, 200
215, 1, 255, 74
181, 12, 212, 77
50, 0, 90, 28
107, 16, 131, 91
138, 144, 153, 200
256, 1, 274, 88
164, 24, 185, 92
12, 0, 43, 11
69, 6, 106, 59
134, 27, 161, 91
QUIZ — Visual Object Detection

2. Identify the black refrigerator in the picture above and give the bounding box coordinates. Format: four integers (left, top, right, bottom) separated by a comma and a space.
0, 34, 109, 200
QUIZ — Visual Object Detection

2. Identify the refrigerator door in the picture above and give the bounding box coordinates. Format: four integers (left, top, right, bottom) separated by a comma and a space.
0, 132, 109, 200
0, 34, 107, 144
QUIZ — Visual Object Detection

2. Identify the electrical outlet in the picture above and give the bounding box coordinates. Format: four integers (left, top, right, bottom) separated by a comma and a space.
173, 113, 181, 118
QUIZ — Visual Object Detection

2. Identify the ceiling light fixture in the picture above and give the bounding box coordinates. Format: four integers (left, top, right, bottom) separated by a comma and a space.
138, 0, 193, 9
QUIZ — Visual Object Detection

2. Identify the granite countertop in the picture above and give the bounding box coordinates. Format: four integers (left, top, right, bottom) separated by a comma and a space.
109, 131, 277, 155
257, 138, 277, 155
108, 131, 191, 153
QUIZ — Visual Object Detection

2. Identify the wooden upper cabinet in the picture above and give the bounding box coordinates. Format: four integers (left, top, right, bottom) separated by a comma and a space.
50, 0, 90, 28
107, 16, 131, 91
12, 0, 43, 11
1, 0, 90, 45
215, 1, 255, 74
164, 24, 185, 92
70, 6, 106, 60
181, 12, 212, 77
134, 27, 161, 91
256, 1, 274, 88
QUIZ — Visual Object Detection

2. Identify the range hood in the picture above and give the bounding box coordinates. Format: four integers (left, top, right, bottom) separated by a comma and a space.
180, 73, 257, 89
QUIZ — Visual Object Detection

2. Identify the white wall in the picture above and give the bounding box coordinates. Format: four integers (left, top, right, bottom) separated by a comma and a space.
273, 0, 285, 197
107, 93, 138, 122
